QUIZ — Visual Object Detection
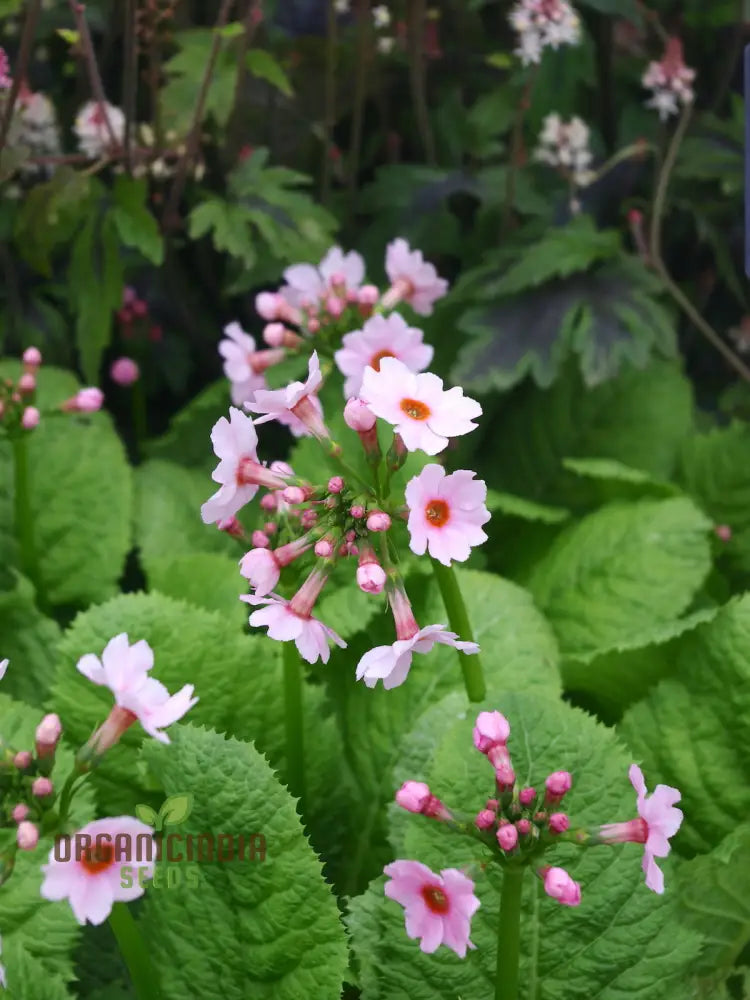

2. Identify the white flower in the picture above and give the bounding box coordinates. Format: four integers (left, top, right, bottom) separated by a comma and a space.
534, 112, 594, 187
372, 4, 391, 28
73, 100, 125, 158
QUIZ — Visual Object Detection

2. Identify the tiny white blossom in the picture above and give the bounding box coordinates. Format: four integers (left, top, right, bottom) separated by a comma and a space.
372, 4, 391, 28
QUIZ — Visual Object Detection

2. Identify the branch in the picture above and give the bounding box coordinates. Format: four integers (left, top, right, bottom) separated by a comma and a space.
122, 0, 138, 172
68, 1, 121, 151
0, 0, 43, 155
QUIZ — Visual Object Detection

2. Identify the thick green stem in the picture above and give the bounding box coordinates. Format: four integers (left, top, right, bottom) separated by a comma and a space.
109, 902, 163, 1000
12, 435, 38, 586
495, 867, 524, 1000
282, 641, 306, 806
430, 559, 486, 702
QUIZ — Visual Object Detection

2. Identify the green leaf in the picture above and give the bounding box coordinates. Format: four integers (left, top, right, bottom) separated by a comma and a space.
677, 824, 750, 980
161, 29, 240, 133
146, 379, 230, 470
0, 363, 133, 607
159, 792, 193, 826
112, 176, 164, 265
528, 497, 712, 660
246, 49, 293, 97
188, 198, 257, 269
0, 693, 95, 991
0, 573, 60, 706
348, 689, 701, 1000
561, 457, 679, 502
485, 490, 570, 524
135, 803, 159, 826
147, 552, 246, 624
139, 725, 349, 998
55, 28, 79, 44
619, 594, 750, 853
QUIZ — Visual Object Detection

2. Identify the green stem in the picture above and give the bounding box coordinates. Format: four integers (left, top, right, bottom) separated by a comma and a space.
131, 379, 148, 460
282, 641, 306, 806
430, 558, 486, 702
495, 867, 524, 1000
109, 902, 163, 1000
12, 435, 38, 586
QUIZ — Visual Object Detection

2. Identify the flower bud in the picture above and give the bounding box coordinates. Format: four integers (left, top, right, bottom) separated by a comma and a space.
282, 486, 308, 504
395, 780, 431, 813
516, 819, 531, 835
13, 751, 32, 770
110, 357, 140, 386
541, 866, 581, 906
327, 476, 344, 494
32, 776, 53, 798
473, 711, 510, 754
251, 530, 270, 548
256, 291, 281, 321
549, 813, 569, 834
314, 539, 334, 558
22, 346, 42, 370
545, 771, 572, 804
344, 398, 376, 432
11, 804, 29, 823
17, 821, 39, 851
475, 809, 496, 830
350, 504, 365, 519
21, 406, 39, 429
357, 562, 386, 594
497, 824, 518, 851
18, 372, 36, 394
366, 511, 391, 532
35, 713, 62, 759
519, 786, 536, 806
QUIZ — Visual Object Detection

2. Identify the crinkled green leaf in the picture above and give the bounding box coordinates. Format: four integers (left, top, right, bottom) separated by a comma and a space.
139, 724, 349, 999
348, 689, 700, 1000
246, 49, 293, 97
485, 490, 570, 524
528, 498, 712, 660
619, 595, 750, 853
146, 552, 246, 624
146, 379, 229, 471
0, 573, 60, 706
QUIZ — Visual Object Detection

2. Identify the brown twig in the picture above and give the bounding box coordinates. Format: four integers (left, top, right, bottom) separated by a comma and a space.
68, 1, 120, 150
321, 0, 337, 204
407, 0, 435, 164
648, 104, 750, 384
123, 0, 138, 172
162, 0, 236, 231
502, 67, 537, 233
224, 0, 263, 162
0, 0, 43, 156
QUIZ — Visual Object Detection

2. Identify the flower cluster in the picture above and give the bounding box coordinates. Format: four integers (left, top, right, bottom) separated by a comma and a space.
534, 113, 594, 188
642, 37, 695, 121
203, 240, 489, 685
509, 0, 581, 65
73, 100, 126, 159
0, 347, 105, 438
384, 709, 683, 956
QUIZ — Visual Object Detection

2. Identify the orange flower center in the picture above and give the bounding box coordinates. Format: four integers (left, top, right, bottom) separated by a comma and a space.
425, 499, 450, 526
422, 885, 449, 914
370, 350, 396, 372
81, 843, 115, 875
400, 397, 431, 421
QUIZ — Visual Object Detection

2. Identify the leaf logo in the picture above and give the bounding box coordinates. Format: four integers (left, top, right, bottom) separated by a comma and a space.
135, 793, 193, 833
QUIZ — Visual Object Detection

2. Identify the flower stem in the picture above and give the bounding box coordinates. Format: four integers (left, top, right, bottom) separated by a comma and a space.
282, 641, 306, 807
131, 378, 148, 461
429, 559, 486, 702
495, 867, 524, 1000
12, 435, 39, 587
109, 902, 163, 1000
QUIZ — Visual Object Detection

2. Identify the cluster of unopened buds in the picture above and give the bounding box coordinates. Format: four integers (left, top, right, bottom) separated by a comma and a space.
534, 113, 594, 190
0, 635, 197, 960
508, 0, 581, 65
642, 37, 695, 122
0, 347, 104, 437
384, 709, 684, 957
201, 240, 495, 686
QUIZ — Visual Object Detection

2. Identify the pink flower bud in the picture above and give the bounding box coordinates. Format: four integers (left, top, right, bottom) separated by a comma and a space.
549, 813, 569, 834
256, 291, 281, 320
395, 780, 431, 813
497, 824, 518, 851
715, 524, 732, 542
545, 771, 572, 803
357, 562, 386, 594
327, 476, 344, 493
21, 406, 39, 429
217, 516, 245, 539
473, 711, 511, 754
516, 819, 531, 835
283, 486, 307, 504
300, 509, 318, 529
132, 299, 148, 318
17, 821, 39, 851
366, 511, 391, 532
325, 295, 344, 318
542, 866, 581, 906
22, 346, 42, 369
350, 504, 365, 519
519, 787, 536, 806
110, 357, 140, 386
18, 372, 36, 393
13, 751, 32, 770
263, 323, 286, 347
66, 387, 104, 413
475, 809, 496, 830
358, 284, 380, 306
252, 530, 270, 548
495, 763, 515, 789
315, 539, 334, 558
486, 798, 499, 810
32, 776, 53, 798
35, 713, 62, 759
12, 804, 29, 823
344, 398, 376, 432
260, 493, 278, 512
308, 318, 321, 334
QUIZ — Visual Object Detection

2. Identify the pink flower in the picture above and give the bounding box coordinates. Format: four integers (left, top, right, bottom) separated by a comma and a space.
40, 816, 155, 925
642, 37, 695, 121
241, 569, 346, 663
383, 239, 448, 315
343, 397, 376, 432
356, 624, 478, 690
545, 771, 572, 804
110, 357, 140, 387
239, 536, 311, 595
71, 387, 104, 412
0, 47, 12, 89
21, 406, 40, 429
22, 346, 42, 369
356, 560, 386, 594
280, 246, 365, 309
35, 713, 62, 759
599, 764, 682, 894
360, 358, 481, 456
475, 809, 495, 830
32, 777, 53, 798
383, 860, 480, 958
497, 824, 518, 851
473, 711, 510, 753
541, 866, 581, 906
334, 313, 434, 398
549, 813, 569, 833
77, 633, 198, 749
17, 821, 39, 850
0, 658, 7, 681
395, 781, 452, 821
218, 321, 274, 407
405, 465, 490, 565
201, 407, 289, 524
247, 351, 327, 439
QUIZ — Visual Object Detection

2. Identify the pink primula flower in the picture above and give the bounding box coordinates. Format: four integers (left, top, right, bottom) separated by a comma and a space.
41, 816, 155, 925
334, 313, 434, 398
360, 358, 481, 456
218, 322, 271, 406
241, 594, 346, 664
384, 860, 480, 958
246, 352, 327, 439
201, 407, 289, 524
405, 465, 490, 565
383, 239, 448, 315
280, 246, 365, 308
541, 866, 581, 906
356, 625, 478, 690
